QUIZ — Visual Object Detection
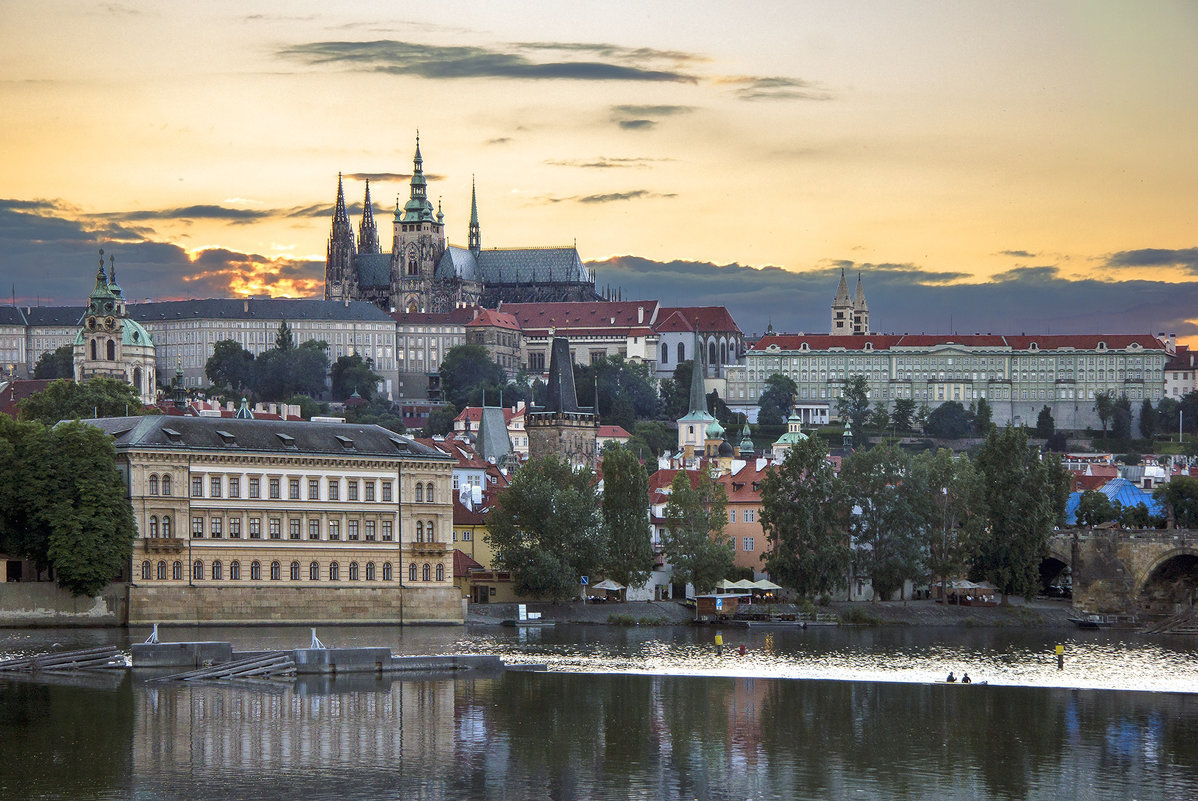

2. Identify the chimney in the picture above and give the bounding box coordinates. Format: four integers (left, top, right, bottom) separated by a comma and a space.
243, 299, 249, 313
1169, 333, 1177, 352
637, 306, 644, 324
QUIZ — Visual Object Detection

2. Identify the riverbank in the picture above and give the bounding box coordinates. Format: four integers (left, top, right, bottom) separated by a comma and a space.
466, 597, 1078, 628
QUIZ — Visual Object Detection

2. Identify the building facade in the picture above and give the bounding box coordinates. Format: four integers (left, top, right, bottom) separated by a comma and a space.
89, 415, 460, 624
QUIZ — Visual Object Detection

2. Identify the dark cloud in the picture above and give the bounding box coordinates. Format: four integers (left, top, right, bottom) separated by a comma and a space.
277, 40, 698, 83
344, 172, 412, 182
588, 256, 1198, 339
545, 156, 669, 169
722, 75, 831, 101
609, 104, 694, 117
617, 120, 655, 130
515, 42, 703, 64
999, 249, 1036, 258
1107, 248, 1198, 273
93, 205, 275, 224
486, 137, 512, 145
540, 190, 677, 204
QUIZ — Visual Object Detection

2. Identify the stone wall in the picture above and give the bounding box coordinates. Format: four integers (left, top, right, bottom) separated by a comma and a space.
129, 585, 464, 625
0, 582, 128, 626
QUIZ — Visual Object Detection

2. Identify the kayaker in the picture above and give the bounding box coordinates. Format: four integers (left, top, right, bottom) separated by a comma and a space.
946, 671, 957, 683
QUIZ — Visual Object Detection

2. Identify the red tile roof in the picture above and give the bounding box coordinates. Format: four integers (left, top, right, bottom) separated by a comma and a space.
500, 301, 660, 334
653, 310, 694, 333
453, 548, 484, 577
597, 425, 631, 439
466, 308, 520, 330
658, 306, 742, 334
0, 379, 56, 418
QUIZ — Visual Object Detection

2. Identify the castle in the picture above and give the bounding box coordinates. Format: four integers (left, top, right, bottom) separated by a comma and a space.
324, 136, 601, 314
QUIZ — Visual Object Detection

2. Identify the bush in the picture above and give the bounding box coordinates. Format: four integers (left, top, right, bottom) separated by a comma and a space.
818, 594, 832, 607
839, 606, 883, 626
608, 613, 667, 626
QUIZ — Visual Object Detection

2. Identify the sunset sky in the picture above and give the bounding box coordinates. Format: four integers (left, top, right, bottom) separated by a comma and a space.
2, 1, 1197, 341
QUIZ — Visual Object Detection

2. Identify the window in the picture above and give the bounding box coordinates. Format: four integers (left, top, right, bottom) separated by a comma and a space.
162, 516, 172, 537
269, 518, 281, 540
269, 478, 280, 499
229, 477, 240, 498
415, 483, 423, 503
743, 537, 755, 552
436, 564, 444, 582
191, 477, 203, 497
328, 479, 339, 501
422, 563, 431, 582
172, 561, 182, 581
210, 517, 222, 538
193, 560, 203, 581
141, 561, 151, 580
149, 516, 159, 537
383, 563, 393, 581
270, 561, 280, 581
309, 562, 319, 581
191, 516, 204, 538
210, 476, 222, 498
382, 481, 393, 502
156, 560, 166, 580
425, 483, 435, 503
426, 520, 435, 542
309, 519, 320, 540
416, 521, 424, 542
365, 521, 376, 541
463, 531, 472, 541
229, 518, 241, 539
308, 478, 320, 500
211, 560, 223, 580
348, 480, 359, 501
366, 562, 376, 581
348, 520, 360, 540
249, 477, 260, 499
409, 563, 417, 582
290, 561, 300, 581
329, 562, 340, 581
329, 521, 341, 541
230, 561, 241, 581
364, 481, 375, 502
349, 562, 359, 581
729, 510, 736, 524
162, 475, 171, 495
251, 561, 261, 581
289, 519, 301, 540
149, 475, 159, 495
382, 521, 393, 541
249, 517, 261, 539
289, 479, 300, 500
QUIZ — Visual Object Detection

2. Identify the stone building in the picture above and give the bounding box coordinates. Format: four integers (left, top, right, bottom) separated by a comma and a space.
830, 269, 869, 336
526, 336, 598, 468
73, 250, 156, 404
88, 414, 461, 625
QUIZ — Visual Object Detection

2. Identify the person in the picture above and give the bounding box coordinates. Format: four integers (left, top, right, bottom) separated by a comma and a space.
738, 644, 747, 656
962, 673, 971, 684
946, 671, 956, 683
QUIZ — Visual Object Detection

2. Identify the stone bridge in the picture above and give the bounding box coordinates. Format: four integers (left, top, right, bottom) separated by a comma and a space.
1045, 529, 1198, 615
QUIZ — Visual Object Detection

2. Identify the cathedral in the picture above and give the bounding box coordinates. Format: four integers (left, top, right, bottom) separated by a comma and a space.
830, 268, 869, 335
324, 137, 601, 314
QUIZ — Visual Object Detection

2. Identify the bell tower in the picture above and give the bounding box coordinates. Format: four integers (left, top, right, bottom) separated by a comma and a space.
392, 133, 446, 313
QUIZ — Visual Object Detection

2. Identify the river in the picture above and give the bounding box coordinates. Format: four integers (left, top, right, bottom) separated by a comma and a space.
1, 624, 1195, 800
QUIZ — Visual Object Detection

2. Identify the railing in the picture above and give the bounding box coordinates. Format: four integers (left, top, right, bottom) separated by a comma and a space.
142, 537, 185, 553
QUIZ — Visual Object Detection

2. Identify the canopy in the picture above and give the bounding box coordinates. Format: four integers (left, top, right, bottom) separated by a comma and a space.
591, 579, 625, 591
715, 579, 738, 590
753, 579, 783, 591
731, 579, 758, 590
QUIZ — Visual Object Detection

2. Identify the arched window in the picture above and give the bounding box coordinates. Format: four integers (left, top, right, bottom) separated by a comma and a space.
270, 561, 280, 581
230, 561, 240, 580
416, 521, 424, 542
141, 561, 151, 580
366, 562, 375, 581
661, 343, 668, 364
133, 367, 142, 394
162, 516, 171, 537
383, 562, 392, 581
329, 562, 340, 581
415, 483, 423, 503
708, 342, 717, 367
106, 339, 115, 360
90, 340, 98, 360
251, 560, 261, 580
721, 342, 728, 365
426, 483, 435, 503
193, 560, 203, 581
349, 562, 359, 581
309, 562, 319, 581
156, 560, 166, 580
290, 561, 300, 581
422, 563, 431, 582
149, 475, 159, 495
409, 563, 417, 582
172, 561, 182, 581
436, 563, 444, 582
162, 475, 171, 495
149, 516, 159, 537
677, 342, 685, 363
426, 520, 435, 542
212, 560, 222, 581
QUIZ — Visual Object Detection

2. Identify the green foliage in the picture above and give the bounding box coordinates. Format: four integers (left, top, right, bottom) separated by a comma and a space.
891, 398, 916, 432
0, 417, 136, 597
925, 401, 972, 439
1154, 476, 1198, 529
628, 420, 672, 458
836, 375, 871, 435
839, 606, 884, 626
1139, 399, 1157, 440
600, 446, 654, 589
1076, 489, 1118, 527
423, 405, 457, 437
661, 470, 731, 593
33, 344, 75, 379
274, 320, 294, 351
757, 373, 798, 427
330, 353, 382, 401
659, 360, 694, 420
1093, 391, 1115, 435
205, 339, 255, 391
486, 456, 605, 601
869, 406, 890, 433
706, 389, 735, 430
760, 435, 850, 598
574, 355, 660, 423
910, 448, 986, 595
19, 377, 147, 425
252, 339, 330, 400
1034, 405, 1055, 439
1111, 394, 1132, 441
285, 394, 329, 421
440, 344, 506, 410
973, 397, 993, 436
343, 396, 406, 434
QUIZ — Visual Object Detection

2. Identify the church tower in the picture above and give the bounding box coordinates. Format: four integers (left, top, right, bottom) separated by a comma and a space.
852, 273, 869, 335
358, 179, 379, 255
676, 333, 716, 460
831, 268, 853, 336
468, 176, 481, 255
392, 134, 446, 313
74, 250, 157, 404
324, 173, 357, 302
527, 336, 598, 468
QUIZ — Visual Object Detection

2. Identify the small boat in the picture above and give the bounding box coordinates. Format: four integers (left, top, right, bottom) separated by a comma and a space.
1068, 613, 1114, 629
500, 619, 555, 628
937, 680, 989, 686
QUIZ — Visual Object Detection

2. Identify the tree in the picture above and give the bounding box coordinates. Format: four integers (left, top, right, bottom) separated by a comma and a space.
600, 446, 654, 589
343, 396, 406, 434
659, 361, 694, 420
291, 340, 331, 398
252, 338, 329, 401
1139, 399, 1158, 441
1154, 476, 1198, 529
1094, 391, 1115, 436
706, 389, 735, 430
423, 405, 457, 437
486, 456, 605, 601
331, 353, 382, 401
891, 398, 916, 432
973, 397, 993, 435
274, 320, 294, 351
205, 339, 255, 391
440, 344, 505, 411
628, 421, 672, 458
33, 344, 75, 379
760, 435, 850, 598
757, 373, 798, 427
1034, 405, 1055, 439
1075, 489, 1118, 528
973, 426, 1069, 602
837, 375, 871, 435
840, 444, 924, 601
910, 448, 986, 602
869, 406, 890, 434
286, 394, 328, 421
661, 470, 731, 593
19, 377, 147, 425
1111, 394, 1132, 441
574, 355, 659, 423
925, 401, 972, 439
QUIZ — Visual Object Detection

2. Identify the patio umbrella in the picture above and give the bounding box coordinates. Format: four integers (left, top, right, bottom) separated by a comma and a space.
591, 579, 625, 591
753, 579, 783, 591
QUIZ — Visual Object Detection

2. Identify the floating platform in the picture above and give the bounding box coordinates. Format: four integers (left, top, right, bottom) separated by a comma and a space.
500, 620, 556, 628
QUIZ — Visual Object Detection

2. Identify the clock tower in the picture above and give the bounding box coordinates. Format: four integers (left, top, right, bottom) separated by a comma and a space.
391, 134, 446, 313
73, 249, 157, 404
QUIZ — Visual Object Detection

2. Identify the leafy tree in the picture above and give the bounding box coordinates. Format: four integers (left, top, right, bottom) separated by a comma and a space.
574, 355, 660, 422
292, 340, 331, 397
1139, 399, 1157, 440
1035, 405, 1055, 439
1118, 501, 1159, 529
925, 401, 972, 439
1111, 394, 1132, 441
706, 389, 735, 430
1093, 391, 1115, 436
973, 426, 1069, 602
33, 344, 75, 380
343, 396, 406, 434
331, 353, 382, 401
440, 344, 505, 411
757, 373, 798, 427
1154, 476, 1198, 529
19, 377, 147, 425
1076, 489, 1118, 528
891, 398, 916, 432
836, 375, 871, 435
760, 435, 850, 598
423, 405, 457, 437
910, 448, 986, 601
286, 394, 328, 421
274, 320, 294, 351
1044, 431, 1068, 452
252, 338, 329, 401
628, 421, 672, 458
840, 444, 924, 601
600, 446, 654, 589
659, 360, 694, 420
973, 397, 993, 435
486, 456, 605, 601
914, 403, 931, 431
661, 470, 731, 593
205, 339, 255, 391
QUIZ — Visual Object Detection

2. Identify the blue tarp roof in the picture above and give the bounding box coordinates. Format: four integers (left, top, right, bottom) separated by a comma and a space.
1064, 477, 1164, 524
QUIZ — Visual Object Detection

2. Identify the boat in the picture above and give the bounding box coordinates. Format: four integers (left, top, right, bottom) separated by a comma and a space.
1068, 613, 1114, 629
500, 619, 555, 628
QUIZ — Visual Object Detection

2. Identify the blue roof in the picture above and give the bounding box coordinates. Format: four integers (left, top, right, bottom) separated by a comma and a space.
1064, 477, 1164, 525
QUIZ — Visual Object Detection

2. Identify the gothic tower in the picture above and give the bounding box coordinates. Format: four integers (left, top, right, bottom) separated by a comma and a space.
325, 173, 357, 302
392, 134, 446, 313
468, 176, 481, 255
358, 179, 379, 255
676, 331, 717, 460
527, 336, 598, 468
831, 268, 853, 336
852, 273, 869, 335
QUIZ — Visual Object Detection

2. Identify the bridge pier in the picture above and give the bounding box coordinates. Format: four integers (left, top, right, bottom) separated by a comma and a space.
1050, 529, 1198, 615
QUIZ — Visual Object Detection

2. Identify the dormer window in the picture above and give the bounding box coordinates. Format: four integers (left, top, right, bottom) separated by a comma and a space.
276, 432, 296, 449
217, 430, 236, 446
335, 435, 356, 450
162, 427, 183, 443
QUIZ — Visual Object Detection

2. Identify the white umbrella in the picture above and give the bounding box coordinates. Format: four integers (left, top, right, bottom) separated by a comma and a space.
591, 579, 625, 591
731, 579, 757, 590
753, 579, 782, 591
715, 579, 738, 590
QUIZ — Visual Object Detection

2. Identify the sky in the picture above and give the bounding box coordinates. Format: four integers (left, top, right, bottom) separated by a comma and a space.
2, 1, 1197, 342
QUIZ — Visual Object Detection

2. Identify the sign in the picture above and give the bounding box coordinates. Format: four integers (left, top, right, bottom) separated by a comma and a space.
518, 604, 527, 621
715, 597, 724, 610
580, 576, 589, 586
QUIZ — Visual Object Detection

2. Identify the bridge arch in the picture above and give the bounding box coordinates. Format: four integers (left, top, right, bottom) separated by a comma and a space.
1134, 546, 1198, 613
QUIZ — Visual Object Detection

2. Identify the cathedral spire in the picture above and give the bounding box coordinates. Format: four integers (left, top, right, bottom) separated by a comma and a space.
834, 267, 851, 306
687, 332, 708, 415
831, 267, 853, 336
854, 272, 867, 311
358, 180, 379, 254
468, 175, 481, 254
333, 172, 350, 228
402, 132, 435, 223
